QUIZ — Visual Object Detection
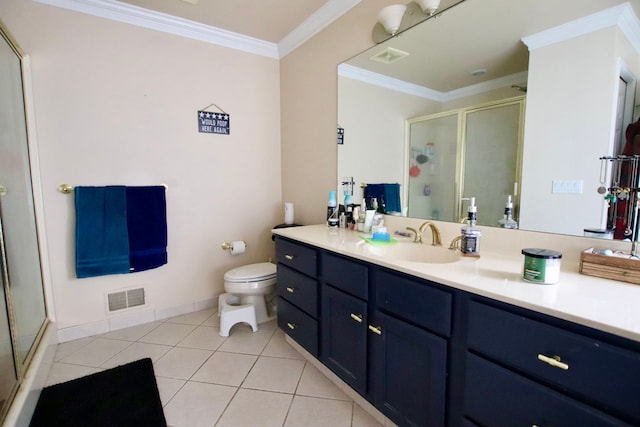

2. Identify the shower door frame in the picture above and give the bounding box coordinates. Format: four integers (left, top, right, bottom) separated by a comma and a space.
0, 20, 52, 423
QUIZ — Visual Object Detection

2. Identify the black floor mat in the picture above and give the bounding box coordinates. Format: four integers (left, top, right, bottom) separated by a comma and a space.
30, 357, 166, 427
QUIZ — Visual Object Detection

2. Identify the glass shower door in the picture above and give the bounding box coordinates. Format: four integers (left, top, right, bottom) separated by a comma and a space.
407, 112, 460, 221
461, 100, 523, 226
0, 19, 48, 413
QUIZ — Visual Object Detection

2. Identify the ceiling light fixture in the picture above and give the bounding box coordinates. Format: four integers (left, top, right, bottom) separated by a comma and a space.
378, 4, 407, 36
415, 0, 441, 15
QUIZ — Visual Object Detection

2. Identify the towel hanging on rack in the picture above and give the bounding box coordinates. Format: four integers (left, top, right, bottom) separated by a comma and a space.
74, 185, 168, 278
75, 186, 130, 278
126, 186, 168, 272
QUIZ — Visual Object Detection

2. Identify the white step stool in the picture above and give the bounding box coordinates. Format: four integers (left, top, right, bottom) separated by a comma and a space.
218, 293, 258, 337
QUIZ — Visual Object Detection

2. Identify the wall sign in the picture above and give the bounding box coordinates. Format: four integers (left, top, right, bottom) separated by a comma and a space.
337, 127, 344, 145
198, 110, 230, 135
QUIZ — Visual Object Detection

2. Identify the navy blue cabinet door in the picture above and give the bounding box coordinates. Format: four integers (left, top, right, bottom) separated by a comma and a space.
369, 310, 447, 427
321, 284, 368, 394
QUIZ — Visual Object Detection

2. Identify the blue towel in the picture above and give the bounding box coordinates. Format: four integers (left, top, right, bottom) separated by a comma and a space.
126, 186, 168, 272
75, 186, 130, 278
365, 183, 401, 213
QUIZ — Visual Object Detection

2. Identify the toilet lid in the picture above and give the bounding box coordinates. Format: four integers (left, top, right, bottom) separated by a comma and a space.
224, 262, 277, 282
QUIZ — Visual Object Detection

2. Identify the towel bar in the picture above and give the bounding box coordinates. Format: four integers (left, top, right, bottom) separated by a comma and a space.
59, 183, 168, 194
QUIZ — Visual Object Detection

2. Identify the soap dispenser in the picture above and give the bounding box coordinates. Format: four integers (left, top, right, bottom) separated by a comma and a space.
498, 195, 518, 229
461, 197, 481, 257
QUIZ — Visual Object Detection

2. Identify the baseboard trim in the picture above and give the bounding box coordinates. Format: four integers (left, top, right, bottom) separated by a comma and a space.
57, 296, 219, 343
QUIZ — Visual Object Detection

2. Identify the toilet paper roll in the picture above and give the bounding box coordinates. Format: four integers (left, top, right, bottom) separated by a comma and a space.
284, 202, 294, 225
230, 240, 246, 255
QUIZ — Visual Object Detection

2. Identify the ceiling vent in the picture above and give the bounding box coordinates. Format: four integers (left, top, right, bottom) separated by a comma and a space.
370, 47, 410, 64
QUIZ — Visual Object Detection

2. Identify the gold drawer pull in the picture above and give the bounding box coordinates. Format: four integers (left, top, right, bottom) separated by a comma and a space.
537, 354, 569, 370
287, 322, 296, 330
350, 313, 363, 323
286, 287, 295, 293
285, 254, 294, 260
368, 325, 382, 335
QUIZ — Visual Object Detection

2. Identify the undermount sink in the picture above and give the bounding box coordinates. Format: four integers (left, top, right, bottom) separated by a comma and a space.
363, 241, 461, 264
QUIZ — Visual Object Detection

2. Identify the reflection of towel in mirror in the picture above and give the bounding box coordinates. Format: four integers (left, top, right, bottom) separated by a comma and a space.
126, 186, 168, 272
75, 186, 130, 278
364, 183, 401, 213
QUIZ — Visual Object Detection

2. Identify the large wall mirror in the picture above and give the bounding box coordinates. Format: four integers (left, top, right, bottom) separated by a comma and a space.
338, 0, 640, 237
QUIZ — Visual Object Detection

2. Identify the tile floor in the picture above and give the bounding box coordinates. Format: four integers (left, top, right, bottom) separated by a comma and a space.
45, 308, 384, 427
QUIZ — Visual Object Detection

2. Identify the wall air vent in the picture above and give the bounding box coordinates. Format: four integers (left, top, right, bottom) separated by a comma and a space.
370, 47, 410, 64
107, 288, 146, 312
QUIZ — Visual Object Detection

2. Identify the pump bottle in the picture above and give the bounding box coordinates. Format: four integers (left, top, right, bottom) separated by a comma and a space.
498, 195, 518, 229
461, 197, 481, 257
327, 191, 338, 227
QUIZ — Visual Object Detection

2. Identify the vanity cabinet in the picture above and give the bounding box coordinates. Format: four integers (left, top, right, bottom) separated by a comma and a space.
274, 235, 640, 427
321, 251, 449, 426
370, 269, 450, 426
275, 238, 319, 356
464, 299, 640, 427
321, 252, 369, 394
369, 310, 447, 426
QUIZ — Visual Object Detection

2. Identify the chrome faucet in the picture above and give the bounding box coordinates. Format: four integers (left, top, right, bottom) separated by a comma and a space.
418, 222, 442, 246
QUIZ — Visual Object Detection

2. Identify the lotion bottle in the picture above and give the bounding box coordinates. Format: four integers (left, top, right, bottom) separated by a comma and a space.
461, 197, 481, 257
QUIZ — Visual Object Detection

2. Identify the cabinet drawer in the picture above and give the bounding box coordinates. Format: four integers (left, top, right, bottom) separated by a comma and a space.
277, 297, 318, 356
276, 239, 317, 277
322, 252, 368, 300
464, 353, 630, 427
375, 270, 452, 337
467, 300, 640, 423
277, 264, 318, 318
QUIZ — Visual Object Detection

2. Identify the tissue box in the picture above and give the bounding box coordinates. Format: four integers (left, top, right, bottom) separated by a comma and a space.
579, 248, 640, 285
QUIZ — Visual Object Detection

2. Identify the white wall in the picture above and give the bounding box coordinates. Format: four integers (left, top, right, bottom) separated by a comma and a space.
520, 26, 639, 235
337, 76, 438, 205
0, 0, 282, 336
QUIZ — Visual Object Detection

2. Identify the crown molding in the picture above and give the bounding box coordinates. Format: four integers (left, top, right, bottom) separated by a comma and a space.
33, 0, 363, 59
33, 0, 280, 58
441, 71, 529, 102
339, 63, 528, 103
522, 2, 640, 54
338, 63, 445, 102
278, 0, 361, 58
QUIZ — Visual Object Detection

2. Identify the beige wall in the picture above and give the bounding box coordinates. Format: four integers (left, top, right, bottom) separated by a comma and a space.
1, 0, 282, 335
337, 76, 439, 205
280, 0, 401, 225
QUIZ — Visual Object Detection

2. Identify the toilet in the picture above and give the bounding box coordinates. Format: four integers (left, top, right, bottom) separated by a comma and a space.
218, 262, 277, 336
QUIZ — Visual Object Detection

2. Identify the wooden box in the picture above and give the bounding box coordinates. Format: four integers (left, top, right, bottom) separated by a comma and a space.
579, 248, 640, 285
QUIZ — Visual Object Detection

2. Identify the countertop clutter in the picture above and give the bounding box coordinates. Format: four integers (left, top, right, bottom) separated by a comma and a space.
272, 223, 640, 343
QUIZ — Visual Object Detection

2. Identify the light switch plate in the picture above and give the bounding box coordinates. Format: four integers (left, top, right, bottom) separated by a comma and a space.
552, 179, 583, 194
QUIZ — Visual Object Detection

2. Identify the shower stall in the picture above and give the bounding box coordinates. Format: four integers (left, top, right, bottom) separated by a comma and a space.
0, 20, 51, 424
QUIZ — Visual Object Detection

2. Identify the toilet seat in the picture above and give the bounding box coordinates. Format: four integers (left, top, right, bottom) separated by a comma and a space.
224, 262, 276, 283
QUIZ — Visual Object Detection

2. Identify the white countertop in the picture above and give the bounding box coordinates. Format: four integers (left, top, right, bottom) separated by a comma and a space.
272, 224, 640, 343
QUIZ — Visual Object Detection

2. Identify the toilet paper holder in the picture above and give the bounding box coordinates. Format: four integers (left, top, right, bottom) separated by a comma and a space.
221, 241, 247, 251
